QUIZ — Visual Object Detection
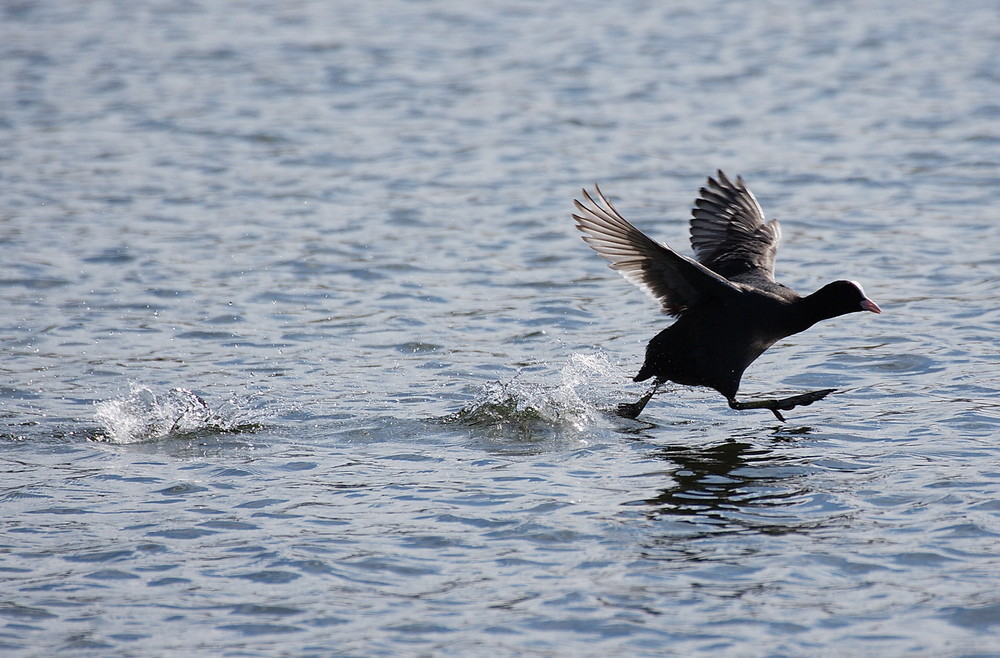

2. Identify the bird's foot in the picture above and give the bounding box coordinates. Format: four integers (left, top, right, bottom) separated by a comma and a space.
727, 389, 836, 422
615, 382, 662, 419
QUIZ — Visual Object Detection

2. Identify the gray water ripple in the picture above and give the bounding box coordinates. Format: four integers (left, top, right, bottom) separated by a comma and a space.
2, 0, 1000, 655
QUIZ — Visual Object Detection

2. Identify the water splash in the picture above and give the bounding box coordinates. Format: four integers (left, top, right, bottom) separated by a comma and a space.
93, 385, 267, 444
444, 352, 632, 439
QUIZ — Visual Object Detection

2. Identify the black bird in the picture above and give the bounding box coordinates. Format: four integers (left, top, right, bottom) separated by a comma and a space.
573, 171, 881, 421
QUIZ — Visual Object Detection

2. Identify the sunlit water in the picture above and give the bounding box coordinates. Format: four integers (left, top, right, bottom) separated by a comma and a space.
3, 0, 1000, 654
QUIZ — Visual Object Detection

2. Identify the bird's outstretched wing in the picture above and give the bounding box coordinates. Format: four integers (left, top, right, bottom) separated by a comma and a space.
690, 171, 782, 280
573, 185, 739, 315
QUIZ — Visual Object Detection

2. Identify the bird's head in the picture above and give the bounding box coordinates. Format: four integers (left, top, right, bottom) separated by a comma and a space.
817, 280, 881, 316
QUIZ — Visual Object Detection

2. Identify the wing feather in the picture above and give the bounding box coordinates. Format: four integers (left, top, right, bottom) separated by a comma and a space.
690, 171, 782, 280
573, 184, 739, 315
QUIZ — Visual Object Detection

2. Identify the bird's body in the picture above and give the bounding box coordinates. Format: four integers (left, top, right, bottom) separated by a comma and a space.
573, 171, 880, 420
635, 289, 788, 400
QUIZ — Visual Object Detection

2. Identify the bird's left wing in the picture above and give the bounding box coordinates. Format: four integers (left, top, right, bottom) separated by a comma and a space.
574, 185, 740, 315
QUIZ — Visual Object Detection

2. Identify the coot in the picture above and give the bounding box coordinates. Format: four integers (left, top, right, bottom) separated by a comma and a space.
573, 171, 881, 421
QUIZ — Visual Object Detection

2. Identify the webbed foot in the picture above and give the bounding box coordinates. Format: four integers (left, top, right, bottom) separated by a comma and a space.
615, 381, 663, 419
727, 388, 836, 422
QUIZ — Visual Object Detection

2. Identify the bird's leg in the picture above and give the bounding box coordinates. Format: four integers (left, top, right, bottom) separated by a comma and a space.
616, 380, 663, 419
727, 389, 836, 422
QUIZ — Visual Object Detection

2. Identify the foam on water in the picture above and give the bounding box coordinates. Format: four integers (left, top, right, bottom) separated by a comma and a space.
444, 352, 637, 437
93, 385, 267, 444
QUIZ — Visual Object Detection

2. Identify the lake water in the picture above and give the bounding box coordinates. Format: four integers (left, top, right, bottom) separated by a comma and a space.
2, 0, 1000, 654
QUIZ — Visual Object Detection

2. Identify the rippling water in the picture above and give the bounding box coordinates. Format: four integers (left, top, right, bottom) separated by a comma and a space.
3, 0, 1000, 654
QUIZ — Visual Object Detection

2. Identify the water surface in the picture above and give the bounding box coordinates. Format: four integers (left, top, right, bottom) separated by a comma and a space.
2, 0, 1000, 654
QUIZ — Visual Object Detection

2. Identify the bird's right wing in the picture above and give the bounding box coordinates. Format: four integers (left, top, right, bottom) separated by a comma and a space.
573, 185, 740, 315
690, 171, 782, 280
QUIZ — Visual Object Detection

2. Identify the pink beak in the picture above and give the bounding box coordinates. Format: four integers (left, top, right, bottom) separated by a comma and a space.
861, 298, 881, 314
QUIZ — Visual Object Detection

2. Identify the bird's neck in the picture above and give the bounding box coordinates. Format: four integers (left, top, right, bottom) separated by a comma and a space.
787, 289, 844, 334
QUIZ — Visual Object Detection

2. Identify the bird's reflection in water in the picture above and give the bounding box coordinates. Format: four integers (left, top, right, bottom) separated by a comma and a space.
629, 428, 822, 539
